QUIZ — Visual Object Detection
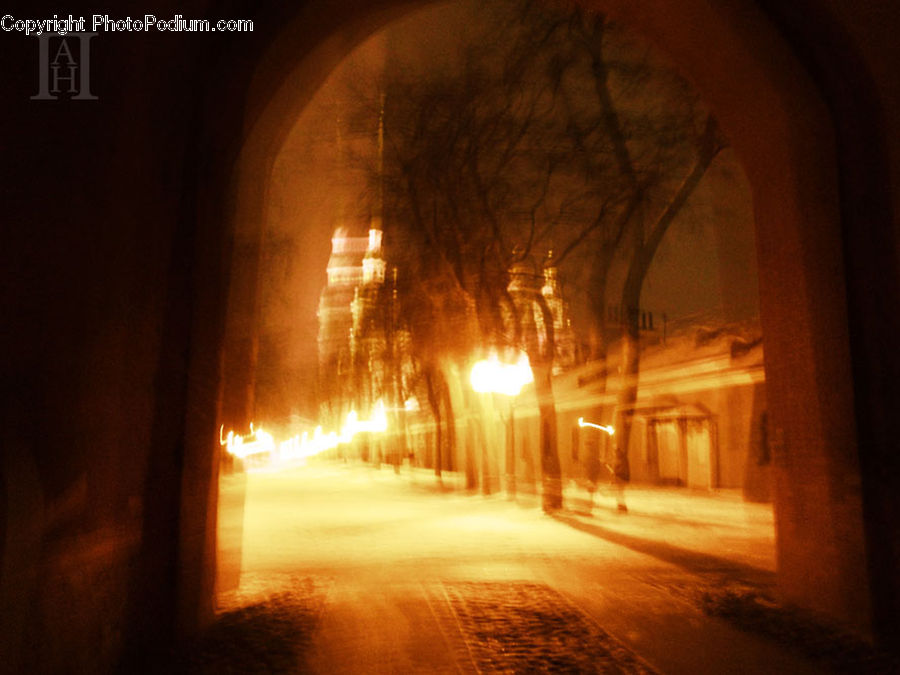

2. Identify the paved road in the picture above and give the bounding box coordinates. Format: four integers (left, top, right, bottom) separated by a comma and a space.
208, 461, 819, 674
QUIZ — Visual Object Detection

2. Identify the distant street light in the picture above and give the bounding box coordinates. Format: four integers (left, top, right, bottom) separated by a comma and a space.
219, 400, 390, 469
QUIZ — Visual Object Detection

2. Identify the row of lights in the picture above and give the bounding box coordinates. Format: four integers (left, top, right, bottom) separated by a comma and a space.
220, 352, 613, 464
220, 399, 389, 462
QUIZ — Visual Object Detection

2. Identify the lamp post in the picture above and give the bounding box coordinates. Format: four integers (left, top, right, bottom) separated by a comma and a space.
470, 352, 533, 498
577, 416, 626, 512
505, 398, 517, 498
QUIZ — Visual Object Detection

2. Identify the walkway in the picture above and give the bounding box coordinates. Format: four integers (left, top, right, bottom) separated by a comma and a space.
190, 462, 843, 673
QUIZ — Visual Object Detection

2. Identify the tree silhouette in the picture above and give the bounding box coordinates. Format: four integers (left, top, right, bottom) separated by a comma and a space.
339, 0, 726, 503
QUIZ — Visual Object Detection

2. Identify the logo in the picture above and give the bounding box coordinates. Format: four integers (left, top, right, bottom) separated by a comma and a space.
31, 32, 97, 100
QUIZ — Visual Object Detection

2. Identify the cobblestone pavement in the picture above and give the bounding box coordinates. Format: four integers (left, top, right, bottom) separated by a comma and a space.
176, 577, 657, 674
440, 581, 658, 674
175, 575, 330, 674
156, 569, 898, 674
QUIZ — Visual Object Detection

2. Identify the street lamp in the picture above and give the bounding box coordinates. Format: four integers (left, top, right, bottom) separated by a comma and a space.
470, 352, 532, 497
470, 352, 533, 396
577, 416, 626, 512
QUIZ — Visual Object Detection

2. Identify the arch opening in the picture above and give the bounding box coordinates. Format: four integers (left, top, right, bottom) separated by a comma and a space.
201, 0, 873, 664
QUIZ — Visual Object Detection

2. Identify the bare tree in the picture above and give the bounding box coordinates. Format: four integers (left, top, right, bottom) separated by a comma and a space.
339, 0, 727, 505
500, 4, 728, 483
614, 115, 726, 480
342, 33, 570, 506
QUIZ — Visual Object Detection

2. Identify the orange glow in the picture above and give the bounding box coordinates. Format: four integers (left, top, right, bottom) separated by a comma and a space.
470, 352, 533, 396
219, 423, 276, 459
220, 399, 390, 468
577, 417, 615, 435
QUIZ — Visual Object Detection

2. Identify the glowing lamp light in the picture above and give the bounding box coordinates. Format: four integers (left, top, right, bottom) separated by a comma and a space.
219, 399, 391, 468
470, 352, 534, 396
357, 399, 389, 433
578, 417, 615, 435
219, 423, 276, 459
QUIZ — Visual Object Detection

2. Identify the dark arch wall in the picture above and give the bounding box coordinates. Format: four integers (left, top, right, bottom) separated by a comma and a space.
1, 0, 897, 670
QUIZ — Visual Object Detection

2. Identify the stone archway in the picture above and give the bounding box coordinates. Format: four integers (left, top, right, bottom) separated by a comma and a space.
189, 0, 871, 639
